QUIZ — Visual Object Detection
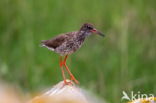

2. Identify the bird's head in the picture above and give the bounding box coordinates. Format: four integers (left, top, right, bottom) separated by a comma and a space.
80, 23, 104, 37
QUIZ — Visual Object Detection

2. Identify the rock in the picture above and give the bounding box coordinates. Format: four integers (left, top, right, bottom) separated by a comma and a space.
29, 80, 104, 103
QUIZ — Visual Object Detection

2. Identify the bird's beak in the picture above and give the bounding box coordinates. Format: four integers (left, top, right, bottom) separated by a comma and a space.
91, 29, 105, 37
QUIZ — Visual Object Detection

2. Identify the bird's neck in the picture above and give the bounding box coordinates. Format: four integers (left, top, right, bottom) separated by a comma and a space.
78, 30, 90, 38
76, 31, 89, 42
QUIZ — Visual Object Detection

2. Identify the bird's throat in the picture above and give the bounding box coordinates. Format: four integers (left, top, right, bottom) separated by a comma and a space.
76, 31, 88, 42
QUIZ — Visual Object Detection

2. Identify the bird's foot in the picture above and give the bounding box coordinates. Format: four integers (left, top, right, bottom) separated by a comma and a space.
63, 79, 73, 86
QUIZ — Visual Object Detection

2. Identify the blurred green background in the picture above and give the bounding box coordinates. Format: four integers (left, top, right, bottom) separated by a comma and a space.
0, 0, 156, 102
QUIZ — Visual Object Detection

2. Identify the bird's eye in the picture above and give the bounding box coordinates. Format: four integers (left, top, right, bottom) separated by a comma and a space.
87, 26, 93, 30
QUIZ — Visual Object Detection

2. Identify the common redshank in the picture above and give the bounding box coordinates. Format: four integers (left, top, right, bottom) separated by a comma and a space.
41, 23, 104, 85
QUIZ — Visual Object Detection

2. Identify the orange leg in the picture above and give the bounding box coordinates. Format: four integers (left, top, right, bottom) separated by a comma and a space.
60, 56, 67, 85
63, 55, 79, 84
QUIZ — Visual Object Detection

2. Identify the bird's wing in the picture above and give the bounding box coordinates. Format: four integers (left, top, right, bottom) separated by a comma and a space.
41, 32, 77, 49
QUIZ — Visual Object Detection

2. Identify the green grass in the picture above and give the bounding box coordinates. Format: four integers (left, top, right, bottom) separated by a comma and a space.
0, 0, 156, 102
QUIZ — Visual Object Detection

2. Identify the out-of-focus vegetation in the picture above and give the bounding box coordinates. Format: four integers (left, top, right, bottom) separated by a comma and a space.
0, 0, 156, 103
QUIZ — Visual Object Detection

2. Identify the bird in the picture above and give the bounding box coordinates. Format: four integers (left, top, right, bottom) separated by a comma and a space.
41, 23, 104, 85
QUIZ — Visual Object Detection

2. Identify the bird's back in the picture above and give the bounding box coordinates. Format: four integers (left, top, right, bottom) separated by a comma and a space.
41, 31, 86, 55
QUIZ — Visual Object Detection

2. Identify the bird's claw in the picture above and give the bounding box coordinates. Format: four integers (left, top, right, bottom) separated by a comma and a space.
63, 80, 73, 86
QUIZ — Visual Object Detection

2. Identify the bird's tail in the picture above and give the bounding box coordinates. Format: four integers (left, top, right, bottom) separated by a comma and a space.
39, 40, 46, 47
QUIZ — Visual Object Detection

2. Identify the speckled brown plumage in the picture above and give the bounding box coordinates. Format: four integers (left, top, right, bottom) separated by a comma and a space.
41, 23, 104, 85
41, 23, 104, 56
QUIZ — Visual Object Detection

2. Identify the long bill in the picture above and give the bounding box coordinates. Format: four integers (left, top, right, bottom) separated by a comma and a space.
96, 31, 105, 37
91, 29, 105, 37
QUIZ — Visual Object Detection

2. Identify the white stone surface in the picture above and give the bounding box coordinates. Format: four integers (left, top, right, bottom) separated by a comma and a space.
29, 80, 105, 103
